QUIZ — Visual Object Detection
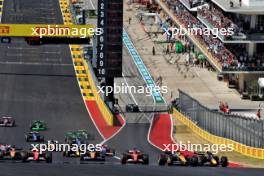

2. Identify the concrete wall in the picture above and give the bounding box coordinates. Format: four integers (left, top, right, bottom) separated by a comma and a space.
238, 73, 264, 92
243, 0, 264, 6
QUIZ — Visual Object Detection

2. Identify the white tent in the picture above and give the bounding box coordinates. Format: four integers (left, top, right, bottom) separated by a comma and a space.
258, 78, 264, 88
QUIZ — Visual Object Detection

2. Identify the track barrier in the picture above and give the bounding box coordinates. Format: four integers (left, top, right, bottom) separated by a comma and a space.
60, 0, 114, 126
173, 108, 264, 159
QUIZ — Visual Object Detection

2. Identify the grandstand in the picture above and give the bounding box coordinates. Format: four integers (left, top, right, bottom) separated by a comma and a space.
154, 0, 264, 100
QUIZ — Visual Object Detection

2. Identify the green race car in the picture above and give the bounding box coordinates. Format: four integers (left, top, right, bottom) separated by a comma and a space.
65, 130, 94, 144
30, 120, 47, 131
74, 130, 94, 140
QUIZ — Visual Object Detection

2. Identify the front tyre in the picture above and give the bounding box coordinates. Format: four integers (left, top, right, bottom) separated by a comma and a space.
121, 155, 127, 164
142, 154, 149, 165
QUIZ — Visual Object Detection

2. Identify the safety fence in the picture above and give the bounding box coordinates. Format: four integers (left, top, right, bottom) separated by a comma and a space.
173, 108, 264, 159
60, 0, 113, 126
177, 90, 264, 148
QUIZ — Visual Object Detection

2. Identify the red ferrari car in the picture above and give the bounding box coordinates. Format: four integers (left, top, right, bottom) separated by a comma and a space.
121, 149, 149, 165
23, 149, 52, 163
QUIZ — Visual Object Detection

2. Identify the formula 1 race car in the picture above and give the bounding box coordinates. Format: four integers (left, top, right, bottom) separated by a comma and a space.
0, 117, 15, 127
101, 144, 115, 156
0, 146, 28, 162
75, 130, 94, 140
22, 149, 52, 163
121, 149, 149, 165
30, 120, 47, 131
65, 130, 94, 141
80, 151, 105, 163
195, 151, 228, 167
63, 147, 81, 157
126, 104, 140, 112
158, 151, 198, 166
25, 132, 44, 142
65, 135, 85, 146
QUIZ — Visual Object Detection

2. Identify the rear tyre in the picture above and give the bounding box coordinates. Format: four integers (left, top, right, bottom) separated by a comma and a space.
200, 155, 207, 165
158, 156, 167, 166
142, 154, 149, 165
0, 151, 3, 159
20, 151, 28, 162
190, 156, 199, 166
221, 156, 228, 167
45, 152, 52, 163
25, 136, 29, 142
121, 155, 127, 164
111, 149, 116, 156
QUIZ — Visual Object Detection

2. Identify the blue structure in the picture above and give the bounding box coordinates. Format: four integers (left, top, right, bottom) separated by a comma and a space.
123, 29, 165, 104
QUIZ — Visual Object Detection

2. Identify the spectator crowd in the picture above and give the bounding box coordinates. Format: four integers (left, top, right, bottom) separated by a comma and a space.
161, 0, 264, 71
197, 5, 241, 36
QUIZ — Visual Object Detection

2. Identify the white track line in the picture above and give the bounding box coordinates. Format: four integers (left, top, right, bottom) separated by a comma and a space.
89, 0, 95, 10
147, 114, 163, 151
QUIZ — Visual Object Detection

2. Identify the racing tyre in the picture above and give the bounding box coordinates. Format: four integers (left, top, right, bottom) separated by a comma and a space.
45, 152, 52, 163
199, 155, 207, 165
25, 135, 29, 142
40, 136, 45, 142
190, 156, 199, 166
0, 151, 3, 159
158, 156, 167, 166
111, 149, 116, 156
142, 154, 149, 165
80, 155, 84, 161
20, 151, 28, 162
220, 156, 228, 167
121, 155, 127, 164
63, 151, 68, 157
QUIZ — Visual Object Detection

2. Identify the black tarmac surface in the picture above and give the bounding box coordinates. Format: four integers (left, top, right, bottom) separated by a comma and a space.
0, 0, 102, 154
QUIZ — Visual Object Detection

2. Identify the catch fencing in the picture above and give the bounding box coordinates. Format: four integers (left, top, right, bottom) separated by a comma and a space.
177, 90, 264, 148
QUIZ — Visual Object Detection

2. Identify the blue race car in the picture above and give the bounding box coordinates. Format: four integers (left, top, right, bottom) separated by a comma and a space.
25, 132, 44, 142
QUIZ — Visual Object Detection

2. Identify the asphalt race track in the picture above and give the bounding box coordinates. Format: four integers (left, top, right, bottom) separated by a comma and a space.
106, 47, 162, 163
0, 0, 263, 175
0, 0, 102, 159
0, 163, 263, 176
